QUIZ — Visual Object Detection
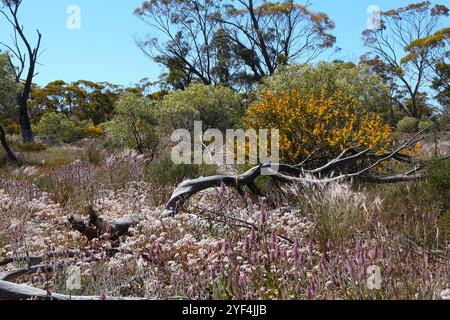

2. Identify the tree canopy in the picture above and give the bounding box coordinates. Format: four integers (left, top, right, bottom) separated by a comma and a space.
157, 83, 244, 133
134, 0, 336, 89
260, 61, 391, 114
361, 1, 449, 118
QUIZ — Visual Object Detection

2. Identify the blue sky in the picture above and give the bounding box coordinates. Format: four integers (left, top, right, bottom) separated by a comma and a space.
0, 0, 448, 87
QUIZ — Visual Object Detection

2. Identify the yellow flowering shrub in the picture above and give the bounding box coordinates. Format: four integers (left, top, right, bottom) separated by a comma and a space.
80, 124, 103, 137
243, 90, 392, 163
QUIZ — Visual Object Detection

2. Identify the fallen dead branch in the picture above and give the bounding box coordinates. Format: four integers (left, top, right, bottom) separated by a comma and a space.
69, 206, 135, 241
0, 256, 98, 282
1, 264, 61, 282
166, 125, 437, 214
0, 280, 147, 300
0, 248, 119, 268
0, 256, 43, 268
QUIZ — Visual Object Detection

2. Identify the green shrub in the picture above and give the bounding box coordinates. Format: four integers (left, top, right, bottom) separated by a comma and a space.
427, 158, 450, 211
157, 84, 244, 133
418, 118, 433, 131
103, 95, 159, 154
397, 116, 418, 133
145, 153, 217, 187
261, 62, 391, 114
37, 112, 95, 143
425, 158, 450, 239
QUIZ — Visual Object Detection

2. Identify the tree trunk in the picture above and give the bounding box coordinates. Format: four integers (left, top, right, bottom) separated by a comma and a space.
0, 125, 17, 163
247, 0, 275, 75
411, 103, 418, 118
389, 105, 395, 126
18, 96, 34, 143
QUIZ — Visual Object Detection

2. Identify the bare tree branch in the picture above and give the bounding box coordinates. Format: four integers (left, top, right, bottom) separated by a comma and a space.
165, 124, 438, 214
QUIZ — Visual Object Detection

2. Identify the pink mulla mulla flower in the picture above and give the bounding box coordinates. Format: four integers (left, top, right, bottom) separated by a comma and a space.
249, 228, 257, 242
292, 240, 300, 261
259, 208, 267, 225
100, 292, 106, 300
251, 251, 259, 264
298, 252, 305, 265
238, 273, 247, 287
221, 239, 230, 253
361, 264, 368, 281
219, 181, 226, 195
271, 230, 277, 244
380, 246, 387, 259
374, 246, 380, 260
273, 245, 280, 260
280, 246, 287, 259
180, 270, 187, 282
356, 251, 366, 269
244, 236, 251, 252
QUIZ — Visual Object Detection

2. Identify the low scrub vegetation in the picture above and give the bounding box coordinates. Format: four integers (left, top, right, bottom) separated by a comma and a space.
0, 133, 448, 299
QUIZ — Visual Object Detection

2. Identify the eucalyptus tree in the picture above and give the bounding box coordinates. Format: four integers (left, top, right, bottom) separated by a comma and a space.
135, 0, 335, 89
362, 1, 449, 118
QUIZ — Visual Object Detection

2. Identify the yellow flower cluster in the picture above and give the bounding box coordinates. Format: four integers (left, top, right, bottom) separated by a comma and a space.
4, 122, 21, 135
243, 90, 392, 163
81, 124, 103, 136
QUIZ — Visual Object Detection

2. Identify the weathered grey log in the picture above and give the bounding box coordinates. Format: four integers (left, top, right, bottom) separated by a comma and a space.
1, 264, 58, 282
0, 248, 120, 268
0, 280, 147, 300
0, 256, 98, 282
0, 256, 43, 267
166, 165, 263, 214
